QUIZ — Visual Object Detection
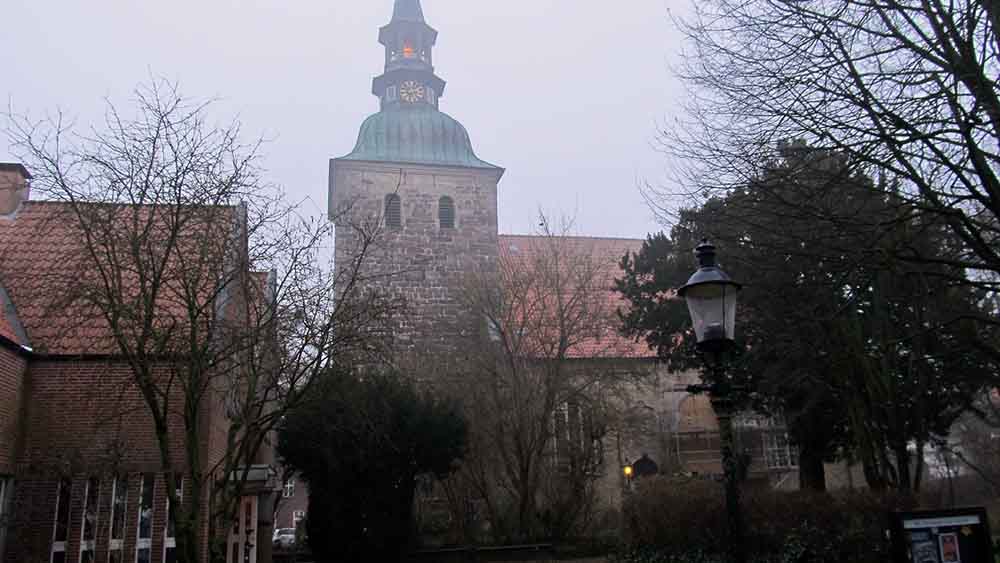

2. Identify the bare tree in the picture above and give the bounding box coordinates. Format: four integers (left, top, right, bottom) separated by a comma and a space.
444, 216, 641, 543
655, 0, 1000, 358
6, 80, 397, 563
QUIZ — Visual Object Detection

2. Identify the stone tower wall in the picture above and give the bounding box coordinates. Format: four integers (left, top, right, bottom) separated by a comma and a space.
330, 160, 500, 357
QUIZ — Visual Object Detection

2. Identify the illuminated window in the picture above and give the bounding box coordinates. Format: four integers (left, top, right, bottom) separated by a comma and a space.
402, 41, 416, 58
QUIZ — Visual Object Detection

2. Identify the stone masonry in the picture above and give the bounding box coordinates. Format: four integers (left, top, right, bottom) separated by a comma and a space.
329, 160, 502, 358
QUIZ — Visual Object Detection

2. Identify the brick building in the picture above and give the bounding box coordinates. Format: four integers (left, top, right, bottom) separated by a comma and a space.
0, 163, 279, 563
272, 476, 308, 533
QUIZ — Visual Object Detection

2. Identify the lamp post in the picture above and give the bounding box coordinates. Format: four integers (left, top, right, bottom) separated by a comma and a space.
677, 240, 745, 563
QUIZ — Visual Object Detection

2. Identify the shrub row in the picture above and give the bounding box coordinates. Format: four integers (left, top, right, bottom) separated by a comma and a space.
618, 476, 912, 563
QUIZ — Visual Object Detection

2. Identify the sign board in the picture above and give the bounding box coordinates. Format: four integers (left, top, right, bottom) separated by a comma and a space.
890, 508, 994, 563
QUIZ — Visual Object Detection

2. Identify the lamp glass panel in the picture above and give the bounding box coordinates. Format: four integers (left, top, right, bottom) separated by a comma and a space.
683, 283, 739, 342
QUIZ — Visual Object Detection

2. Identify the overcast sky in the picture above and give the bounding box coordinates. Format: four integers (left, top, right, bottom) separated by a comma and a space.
1, 0, 689, 239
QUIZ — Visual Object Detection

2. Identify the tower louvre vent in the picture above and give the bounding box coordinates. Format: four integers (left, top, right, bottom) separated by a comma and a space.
439, 196, 455, 229
385, 194, 402, 229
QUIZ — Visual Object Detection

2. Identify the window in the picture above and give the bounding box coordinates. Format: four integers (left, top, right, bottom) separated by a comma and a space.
283, 479, 295, 499
80, 477, 99, 563
386, 86, 398, 101
403, 40, 416, 58
164, 478, 182, 563
763, 432, 798, 470
384, 194, 402, 229
438, 196, 455, 229
551, 400, 604, 475
108, 476, 129, 563
485, 315, 502, 342
293, 511, 306, 528
135, 474, 154, 563
0, 476, 12, 557
51, 478, 71, 563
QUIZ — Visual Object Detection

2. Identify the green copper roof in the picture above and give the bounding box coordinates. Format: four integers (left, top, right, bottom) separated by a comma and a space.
339, 107, 501, 171
392, 0, 425, 23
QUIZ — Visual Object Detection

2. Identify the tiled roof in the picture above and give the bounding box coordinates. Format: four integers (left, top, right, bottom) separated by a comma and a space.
497, 234, 654, 360
0, 201, 239, 356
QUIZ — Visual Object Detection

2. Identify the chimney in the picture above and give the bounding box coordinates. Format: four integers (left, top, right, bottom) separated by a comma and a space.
0, 163, 31, 216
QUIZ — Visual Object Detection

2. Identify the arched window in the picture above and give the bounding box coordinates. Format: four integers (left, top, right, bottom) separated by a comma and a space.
385, 194, 402, 229
438, 196, 455, 229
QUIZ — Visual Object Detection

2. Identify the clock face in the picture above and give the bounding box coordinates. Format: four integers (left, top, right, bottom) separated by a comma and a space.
400, 81, 425, 103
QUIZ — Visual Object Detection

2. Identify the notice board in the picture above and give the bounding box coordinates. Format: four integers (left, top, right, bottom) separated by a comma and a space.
890, 507, 994, 563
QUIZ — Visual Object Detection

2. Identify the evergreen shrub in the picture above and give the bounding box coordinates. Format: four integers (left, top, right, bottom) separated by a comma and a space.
619, 476, 911, 563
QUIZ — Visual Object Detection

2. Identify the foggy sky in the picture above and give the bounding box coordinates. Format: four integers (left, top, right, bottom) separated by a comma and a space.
1, 0, 688, 239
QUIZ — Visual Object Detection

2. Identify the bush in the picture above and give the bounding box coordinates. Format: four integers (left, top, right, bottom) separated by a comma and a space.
621, 476, 911, 563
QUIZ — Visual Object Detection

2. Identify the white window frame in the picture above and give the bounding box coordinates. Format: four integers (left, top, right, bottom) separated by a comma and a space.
282, 478, 295, 499
51, 479, 71, 563
292, 510, 305, 527
163, 480, 183, 563
135, 475, 154, 563
79, 477, 99, 563
763, 431, 799, 470
227, 497, 258, 563
107, 476, 128, 562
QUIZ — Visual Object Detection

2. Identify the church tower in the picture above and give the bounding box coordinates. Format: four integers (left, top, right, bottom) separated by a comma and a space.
329, 0, 504, 356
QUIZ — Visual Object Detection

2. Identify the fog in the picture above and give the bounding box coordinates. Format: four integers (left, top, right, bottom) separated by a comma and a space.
1, 0, 689, 239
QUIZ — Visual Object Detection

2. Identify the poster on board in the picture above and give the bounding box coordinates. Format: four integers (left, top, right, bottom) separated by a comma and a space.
939, 532, 960, 563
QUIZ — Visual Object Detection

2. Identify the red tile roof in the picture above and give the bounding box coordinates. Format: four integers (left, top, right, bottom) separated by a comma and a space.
497, 235, 654, 360
0, 201, 241, 356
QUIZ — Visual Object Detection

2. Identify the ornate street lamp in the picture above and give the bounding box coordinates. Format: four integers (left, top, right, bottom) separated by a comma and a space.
678, 240, 745, 563
677, 240, 741, 352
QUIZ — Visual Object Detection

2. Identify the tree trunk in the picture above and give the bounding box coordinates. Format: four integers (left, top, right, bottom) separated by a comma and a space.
797, 447, 827, 492
862, 455, 887, 491
894, 443, 913, 493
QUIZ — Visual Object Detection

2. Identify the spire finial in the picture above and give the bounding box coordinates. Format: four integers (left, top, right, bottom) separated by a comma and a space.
392, 0, 425, 23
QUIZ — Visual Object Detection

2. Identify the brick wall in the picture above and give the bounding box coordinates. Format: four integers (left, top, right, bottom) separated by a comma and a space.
19, 360, 189, 473
0, 345, 27, 475
4, 358, 224, 563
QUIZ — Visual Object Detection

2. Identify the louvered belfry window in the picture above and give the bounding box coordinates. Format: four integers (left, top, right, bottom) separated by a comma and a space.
439, 196, 455, 229
385, 194, 402, 229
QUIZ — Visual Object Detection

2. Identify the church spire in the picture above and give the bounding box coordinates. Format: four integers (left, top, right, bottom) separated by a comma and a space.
391, 0, 425, 23
374, 0, 445, 110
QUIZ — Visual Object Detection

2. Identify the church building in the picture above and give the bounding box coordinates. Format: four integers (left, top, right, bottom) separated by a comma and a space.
327, 0, 810, 535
